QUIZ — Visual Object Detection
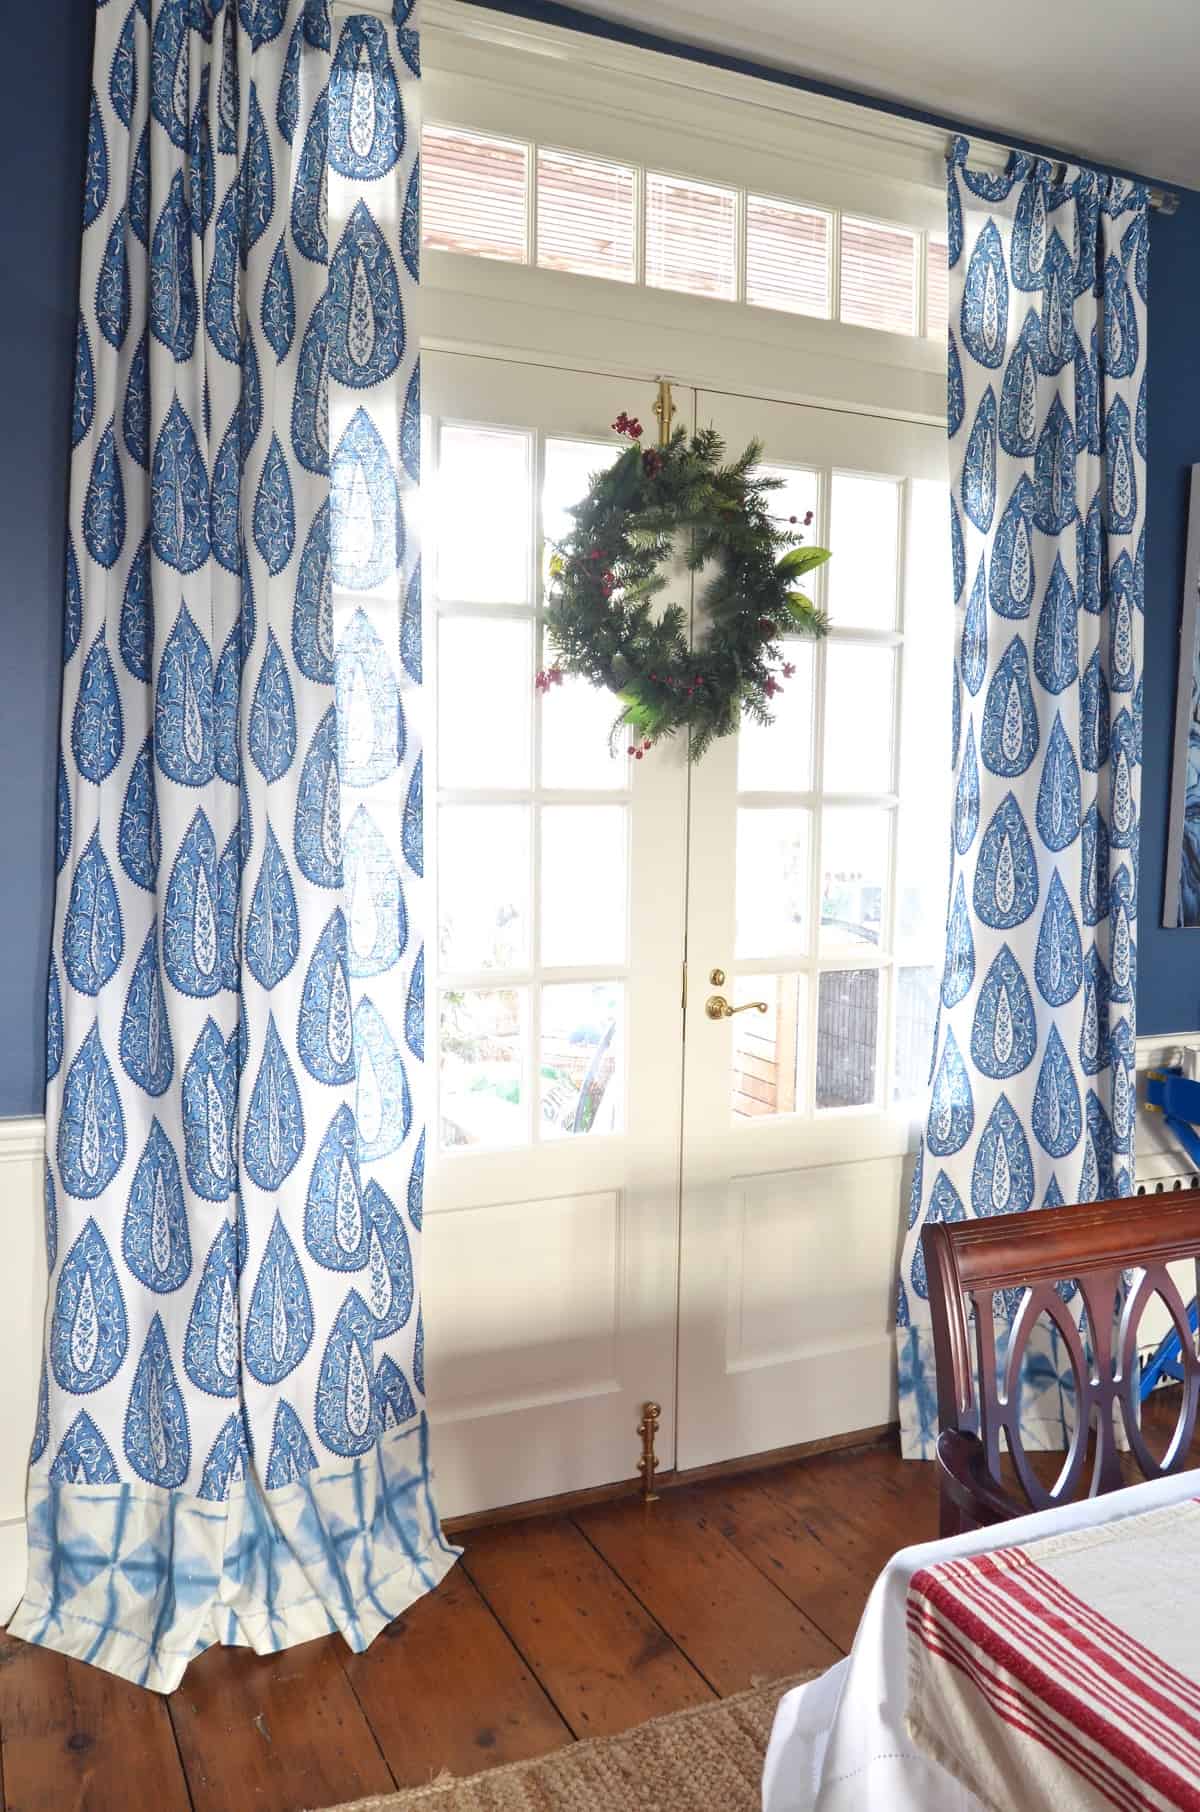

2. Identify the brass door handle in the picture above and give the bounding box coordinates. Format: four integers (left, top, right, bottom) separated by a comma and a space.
705, 994, 769, 1021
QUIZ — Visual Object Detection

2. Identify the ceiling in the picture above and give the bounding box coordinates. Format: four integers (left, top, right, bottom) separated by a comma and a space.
567, 0, 1199, 192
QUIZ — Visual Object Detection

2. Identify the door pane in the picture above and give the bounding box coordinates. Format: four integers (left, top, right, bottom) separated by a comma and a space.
730, 973, 806, 1119
823, 644, 895, 794
738, 642, 815, 792
436, 424, 532, 603
440, 987, 527, 1148
540, 805, 628, 965
819, 807, 890, 957
540, 982, 623, 1137
438, 617, 532, 790
439, 805, 530, 972
645, 172, 737, 300
735, 809, 811, 957
815, 969, 880, 1109
894, 966, 938, 1101
827, 473, 901, 631
543, 438, 623, 570
541, 673, 628, 791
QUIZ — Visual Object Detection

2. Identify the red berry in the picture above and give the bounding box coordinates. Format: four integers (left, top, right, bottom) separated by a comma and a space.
635, 749, 644, 760
789, 515, 797, 524
627, 745, 636, 755
643, 739, 651, 750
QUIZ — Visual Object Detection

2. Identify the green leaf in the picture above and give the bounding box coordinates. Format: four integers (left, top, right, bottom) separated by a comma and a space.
776, 545, 832, 579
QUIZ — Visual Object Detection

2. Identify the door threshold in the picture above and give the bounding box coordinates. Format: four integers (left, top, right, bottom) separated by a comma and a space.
441, 1419, 900, 1536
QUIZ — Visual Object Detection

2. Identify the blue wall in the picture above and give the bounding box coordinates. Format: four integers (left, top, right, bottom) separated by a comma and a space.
1, 2, 1197, 1117
0, 0, 93, 1115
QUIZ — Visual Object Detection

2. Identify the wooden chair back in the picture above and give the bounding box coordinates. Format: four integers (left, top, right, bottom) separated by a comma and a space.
921, 1190, 1200, 1535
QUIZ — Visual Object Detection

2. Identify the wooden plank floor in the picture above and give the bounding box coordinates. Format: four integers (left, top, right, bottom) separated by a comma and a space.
0, 1394, 1185, 1812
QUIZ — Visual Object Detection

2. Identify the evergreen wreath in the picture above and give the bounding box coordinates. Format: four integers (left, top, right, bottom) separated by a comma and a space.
539, 411, 831, 761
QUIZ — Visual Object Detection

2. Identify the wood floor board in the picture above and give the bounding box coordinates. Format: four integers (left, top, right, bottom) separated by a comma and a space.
341, 1567, 572, 1788
0, 1633, 193, 1812
167, 1634, 394, 1812
459, 1516, 715, 1737
574, 1488, 842, 1692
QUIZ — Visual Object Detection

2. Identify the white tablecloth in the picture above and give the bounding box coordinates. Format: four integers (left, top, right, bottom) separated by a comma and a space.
762, 1468, 1200, 1812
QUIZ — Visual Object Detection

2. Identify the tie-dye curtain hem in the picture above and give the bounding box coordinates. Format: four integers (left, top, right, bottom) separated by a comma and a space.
897, 139, 1146, 1460
14, 0, 454, 1689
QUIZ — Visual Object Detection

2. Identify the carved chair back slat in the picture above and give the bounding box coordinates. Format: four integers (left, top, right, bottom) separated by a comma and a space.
922, 1192, 1200, 1533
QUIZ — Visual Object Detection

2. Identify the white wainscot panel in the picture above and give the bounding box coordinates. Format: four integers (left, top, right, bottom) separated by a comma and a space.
425, 1189, 621, 1423
723, 1157, 903, 1443
0, 1118, 47, 1623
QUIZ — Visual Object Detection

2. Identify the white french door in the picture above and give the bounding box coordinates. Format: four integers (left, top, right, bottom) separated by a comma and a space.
678, 388, 951, 1468
421, 353, 690, 1518
421, 353, 950, 1515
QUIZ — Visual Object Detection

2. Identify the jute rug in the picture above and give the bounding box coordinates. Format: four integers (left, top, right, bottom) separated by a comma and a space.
316, 1672, 819, 1812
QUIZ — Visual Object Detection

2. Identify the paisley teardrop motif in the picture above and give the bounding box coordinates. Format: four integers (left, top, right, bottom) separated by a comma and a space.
293, 501, 334, 682
1108, 552, 1137, 694
402, 157, 420, 284
119, 535, 153, 680
72, 633, 124, 783
1031, 1025, 1082, 1160
246, 825, 300, 989
58, 1026, 126, 1200
987, 479, 1036, 621
213, 626, 241, 784
1081, 802, 1110, 930
961, 387, 998, 533
124, 1314, 191, 1487
401, 560, 422, 682
1109, 710, 1137, 849
72, 313, 95, 448
1079, 1091, 1115, 1203
151, 399, 211, 574
119, 736, 161, 891
150, 171, 199, 362
46, 961, 63, 1083
1079, 649, 1110, 774
129, 123, 151, 247
1035, 871, 1084, 1008
405, 946, 424, 1061
941, 875, 975, 1008
84, 424, 126, 569
291, 87, 329, 264
327, 200, 404, 386
959, 219, 1007, 368
998, 316, 1046, 471
63, 535, 82, 664
244, 1014, 306, 1189
205, 175, 242, 362
298, 911, 356, 1084
149, 0, 190, 147
980, 636, 1039, 777
64, 831, 124, 997
83, 88, 109, 226
1036, 231, 1076, 377
304, 1105, 367, 1270
402, 752, 423, 876
247, 630, 298, 785
337, 608, 401, 786
377, 1355, 416, 1428
156, 604, 215, 787
1033, 555, 1079, 694
263, 234, 296, 359
400, 358, 421, 482
970, 944, 1037, 1080
264, 1399, 318, 1485
123, 1119, 191, 1293
239, 0, 287, 49
50, 1216, 128, 1390
182, 1017, 236, 1201
294, 706, 343, 888
354, 995, 411, 1160
198, 1412, 250, 1499
971, 1094, 1035, 1219
329, 17, 402, 179
315, 1289, 378, 1456
278, 12, 304, 142
1032, 396, 1077, 535
1079, 946, 1111, 1078
209, 408, 243, 574
240, 85, 276, 259
188, 67, 215, 235
1009, 172, 1049, 291
1102, 252, 1139, 379
1074, 330, 1100, 458
1104, 395, 1138, 535
925, 1027, 974, 1157
291, 295, 329, 475
414, 1305, 425, 1395
974, 792, 1039, 930
909, 1169, 965, 1300
246, 1212, 314, 1384
96, 209, 132, 350
960, 555, 987, 695
364, 1181, 413, 1335
408, 1127, 425, 1230
1035, 713, 1082, 852
164, 809, 221, 996
56, 752, 72, 877
120, 920, 175, 1095
216, 3, 239, 153
49, 1411, 119, 1484
184, 1222, 240, 1398
1077, 491, 1103, 616
957, 721, 986, 855
253, 435, 296, 576
331, 410, 403, 590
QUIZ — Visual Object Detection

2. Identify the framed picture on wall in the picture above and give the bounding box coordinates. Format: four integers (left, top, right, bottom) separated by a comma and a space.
1165, 466, 1200, 926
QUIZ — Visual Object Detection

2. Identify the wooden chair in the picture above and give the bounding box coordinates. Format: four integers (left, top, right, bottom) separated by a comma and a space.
922, 1191, 1200, 1537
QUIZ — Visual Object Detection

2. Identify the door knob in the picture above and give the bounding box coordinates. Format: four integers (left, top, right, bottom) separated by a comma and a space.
705, 994, 769, 1021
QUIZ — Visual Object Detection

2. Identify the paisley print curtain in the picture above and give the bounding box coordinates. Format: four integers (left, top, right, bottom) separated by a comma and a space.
897, 140, 1147, 1459
11, 0, 455, 1689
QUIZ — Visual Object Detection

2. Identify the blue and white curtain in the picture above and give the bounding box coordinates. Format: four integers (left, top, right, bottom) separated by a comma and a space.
898, 140, 1147, 1458
11, 0, 454, 1689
